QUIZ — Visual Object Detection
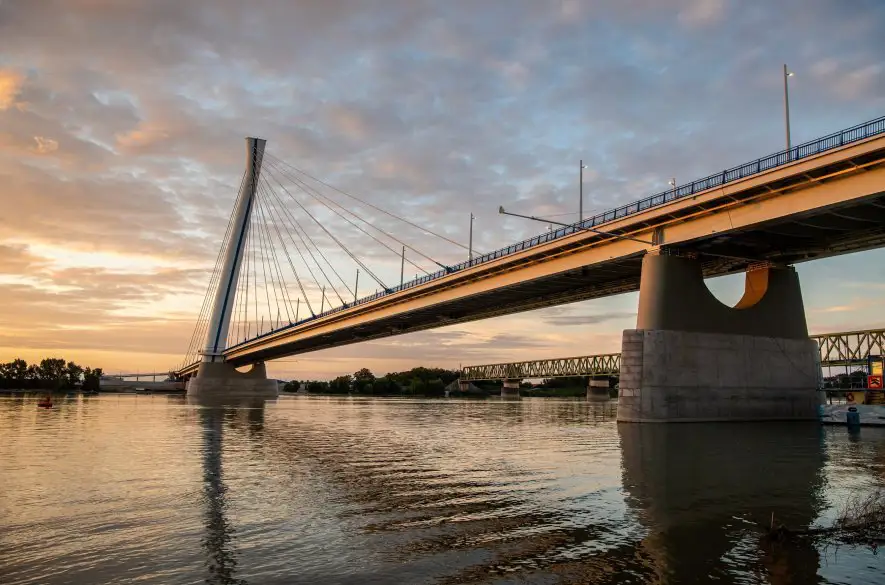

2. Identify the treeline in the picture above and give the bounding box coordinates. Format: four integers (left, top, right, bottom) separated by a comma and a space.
824, 370, 871, 389
0, 358, 103, 391
283, 367, 460, 396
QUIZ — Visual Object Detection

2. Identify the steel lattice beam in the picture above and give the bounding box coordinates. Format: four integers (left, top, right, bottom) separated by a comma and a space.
812, 328, 885, 367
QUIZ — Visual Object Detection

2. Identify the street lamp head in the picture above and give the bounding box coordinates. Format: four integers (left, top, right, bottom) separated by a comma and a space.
581, 164, 588, 169
787, 71, 794, 77
498, 205, 505, 214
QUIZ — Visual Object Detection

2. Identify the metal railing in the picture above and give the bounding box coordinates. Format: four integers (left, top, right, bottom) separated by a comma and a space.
223, 115, 885, 353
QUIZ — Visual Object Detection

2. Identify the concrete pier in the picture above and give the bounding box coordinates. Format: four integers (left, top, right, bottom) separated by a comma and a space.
185, 361, 279, 399
618, 252, 819, 423
587, 378, 610, 401
501, 379, 520, 398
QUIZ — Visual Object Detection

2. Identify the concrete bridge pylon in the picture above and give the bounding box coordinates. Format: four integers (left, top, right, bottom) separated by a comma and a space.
186, 137, 278, 399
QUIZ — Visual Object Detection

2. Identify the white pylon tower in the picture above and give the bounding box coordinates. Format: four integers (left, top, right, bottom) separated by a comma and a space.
201, 137, 266, 363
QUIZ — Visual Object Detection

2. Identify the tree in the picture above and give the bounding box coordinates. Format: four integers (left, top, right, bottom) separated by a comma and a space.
0, 359, 29, 389
371, 376, 400, 395
353, 368, 376, 394
305, 380, 329, 393
82, 367, 102, 392
38, 358, 68, 390
283, 380, 301, 393
329, 375, 353, 394
65, 361, 84, 389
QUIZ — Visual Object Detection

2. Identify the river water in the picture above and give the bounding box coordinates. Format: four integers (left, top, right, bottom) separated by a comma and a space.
0, 395, 883, 584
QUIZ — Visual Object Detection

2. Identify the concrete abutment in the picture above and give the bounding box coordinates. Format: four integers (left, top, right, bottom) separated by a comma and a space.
617, 253, 820, 423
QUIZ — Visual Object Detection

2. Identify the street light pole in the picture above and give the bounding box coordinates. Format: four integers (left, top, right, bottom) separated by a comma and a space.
579, 160, 586, 222
468, 213, 474, 261
400, 246, 405, 286
354, 269, 359, 303
783, 64, 794, 155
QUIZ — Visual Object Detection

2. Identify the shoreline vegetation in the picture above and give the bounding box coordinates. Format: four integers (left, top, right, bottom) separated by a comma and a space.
0, 358, 102, 392
281, 368, 616, 398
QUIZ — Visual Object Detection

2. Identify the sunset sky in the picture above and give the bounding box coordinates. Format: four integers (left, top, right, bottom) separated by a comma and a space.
1, 0, 884, 380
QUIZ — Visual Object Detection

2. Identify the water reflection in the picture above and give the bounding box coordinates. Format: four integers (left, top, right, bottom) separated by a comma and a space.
196, 397, 267, 585
619, 423, 827, 584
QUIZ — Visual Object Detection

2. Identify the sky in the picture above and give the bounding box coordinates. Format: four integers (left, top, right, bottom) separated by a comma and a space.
1, 0, 884, 380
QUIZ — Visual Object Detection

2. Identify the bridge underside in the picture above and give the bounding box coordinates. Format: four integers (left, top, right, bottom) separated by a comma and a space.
225, 185, 885, 367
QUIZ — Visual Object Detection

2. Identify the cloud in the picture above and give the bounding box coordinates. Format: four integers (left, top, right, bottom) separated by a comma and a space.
0, 68, 24, 110
541, 311, 637, 327
678, 0, 727, 27
0, 0, 884, 374
32, 136, 59, 154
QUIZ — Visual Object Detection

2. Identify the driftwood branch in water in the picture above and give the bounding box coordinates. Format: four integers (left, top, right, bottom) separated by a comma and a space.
766, 489, 885, 549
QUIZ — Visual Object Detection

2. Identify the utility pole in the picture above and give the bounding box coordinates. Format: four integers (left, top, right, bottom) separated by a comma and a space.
400, 246, 405, 286
468, 213, 474, 261
354, 269, 359, 303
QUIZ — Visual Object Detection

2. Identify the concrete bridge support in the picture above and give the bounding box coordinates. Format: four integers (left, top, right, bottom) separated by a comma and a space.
618, 252, 820, 422
501, 379, 521, 398
587, 378, 610, 401
186, 361, 279, 398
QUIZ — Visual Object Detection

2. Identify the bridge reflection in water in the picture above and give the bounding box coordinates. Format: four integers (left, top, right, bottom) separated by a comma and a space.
619, 423, 826, 584
185, 398, 845, 584
197, 398, 266, 585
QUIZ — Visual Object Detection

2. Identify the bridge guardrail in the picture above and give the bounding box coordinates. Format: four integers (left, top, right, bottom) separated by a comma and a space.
224, 115, 885, 353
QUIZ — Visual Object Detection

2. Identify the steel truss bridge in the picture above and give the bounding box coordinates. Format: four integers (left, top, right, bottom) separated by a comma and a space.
460, 328, 885, 380
814, 328, 885, 368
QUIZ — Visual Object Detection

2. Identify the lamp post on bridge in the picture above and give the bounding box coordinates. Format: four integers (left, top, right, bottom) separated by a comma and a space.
468, 213, 474, 262
579, 160, 588, 222
784, 64, 794, 155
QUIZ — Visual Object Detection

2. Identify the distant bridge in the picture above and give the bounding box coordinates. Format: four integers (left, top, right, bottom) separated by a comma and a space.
460, 328, 885, 380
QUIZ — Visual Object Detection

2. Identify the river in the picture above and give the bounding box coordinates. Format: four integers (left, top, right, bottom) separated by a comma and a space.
0, 395, 882, 584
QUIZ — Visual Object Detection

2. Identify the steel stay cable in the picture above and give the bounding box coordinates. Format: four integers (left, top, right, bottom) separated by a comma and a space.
265, 153, 478, 253
261, 165, 360, 294
252, 186, 284, 331
259, 175, 339, 306
259, 172, 350, 303
263, 166, 390, 291
250, 208, 260, 336
182, 169, 248, 367
265, 159, 436, 275
254, 189, 295, 324
260, 170, 358, 296
258, 180, 316, 317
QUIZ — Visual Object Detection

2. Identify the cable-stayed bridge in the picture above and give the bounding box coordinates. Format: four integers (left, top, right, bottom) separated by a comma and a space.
177, 116, 885, 421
